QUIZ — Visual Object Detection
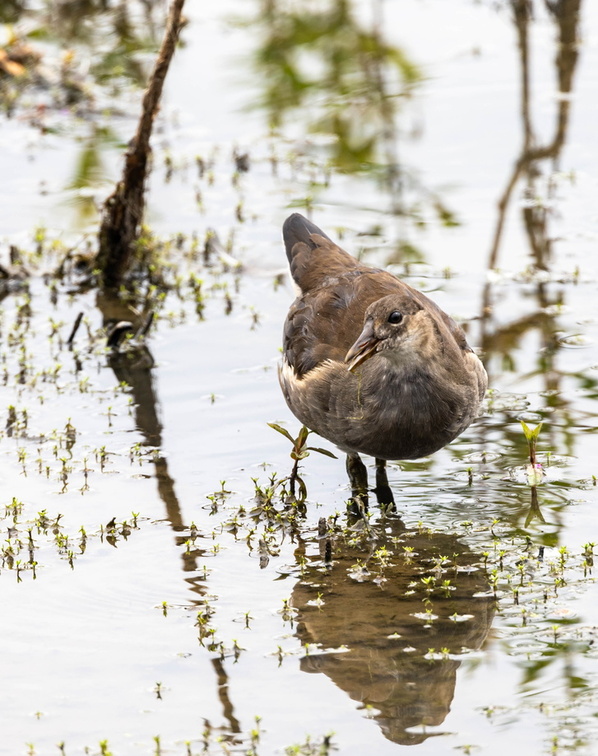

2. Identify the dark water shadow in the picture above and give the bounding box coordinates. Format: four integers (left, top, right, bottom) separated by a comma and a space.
291, 521, 494, 745
96, 293, 204, 579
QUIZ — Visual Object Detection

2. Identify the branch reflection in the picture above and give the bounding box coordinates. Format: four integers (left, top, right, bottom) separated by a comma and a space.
482, 0, 585, 475
96, 292, 205, 585
487, 0, 581, 271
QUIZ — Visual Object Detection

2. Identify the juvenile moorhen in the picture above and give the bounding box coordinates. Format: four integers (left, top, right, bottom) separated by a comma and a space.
278, 213, 487, 508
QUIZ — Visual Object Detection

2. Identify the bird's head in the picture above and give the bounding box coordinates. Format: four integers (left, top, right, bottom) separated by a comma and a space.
344, 294, 428, 372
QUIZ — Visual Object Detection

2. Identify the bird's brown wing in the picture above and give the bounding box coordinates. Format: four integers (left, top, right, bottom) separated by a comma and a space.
283, 268, 406, 377
282, 212, 472, 376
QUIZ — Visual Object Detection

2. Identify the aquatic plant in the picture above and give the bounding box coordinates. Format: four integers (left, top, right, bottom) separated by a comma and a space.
268, 423, 337, 504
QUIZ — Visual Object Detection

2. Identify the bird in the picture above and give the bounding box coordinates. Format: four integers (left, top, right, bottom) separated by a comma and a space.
278, 213, 488, 509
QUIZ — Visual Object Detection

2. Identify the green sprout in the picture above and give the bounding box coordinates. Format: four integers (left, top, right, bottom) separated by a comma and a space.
520, 419, 543, 467
268, 423, 337, 503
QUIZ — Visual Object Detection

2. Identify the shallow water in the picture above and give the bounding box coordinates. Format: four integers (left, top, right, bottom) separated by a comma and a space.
1, 1, 598, 754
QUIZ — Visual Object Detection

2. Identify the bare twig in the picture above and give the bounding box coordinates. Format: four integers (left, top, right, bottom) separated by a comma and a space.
96, 0, 186, 290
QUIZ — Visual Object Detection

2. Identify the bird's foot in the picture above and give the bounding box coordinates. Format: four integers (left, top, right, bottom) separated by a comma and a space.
372, 485, 395, 513
374, 458, 396, 513
346, 452, 369, 517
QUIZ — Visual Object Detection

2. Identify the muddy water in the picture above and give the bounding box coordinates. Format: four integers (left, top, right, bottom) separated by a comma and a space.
1, 1, 598, 754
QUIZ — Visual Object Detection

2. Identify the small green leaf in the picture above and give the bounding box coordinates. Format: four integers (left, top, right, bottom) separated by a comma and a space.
520, 420, 543, 443
268, 422, 295, 443
297, 425, 311, 448
306, 446, 338, 459
290, 450, 310, 461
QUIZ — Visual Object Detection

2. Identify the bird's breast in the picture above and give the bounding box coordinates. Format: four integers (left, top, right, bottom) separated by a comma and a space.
279, 356, 480, 460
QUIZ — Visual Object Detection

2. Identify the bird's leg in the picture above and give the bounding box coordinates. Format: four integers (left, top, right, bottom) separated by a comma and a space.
374, 458, 396, 512
346, 452, 369, 515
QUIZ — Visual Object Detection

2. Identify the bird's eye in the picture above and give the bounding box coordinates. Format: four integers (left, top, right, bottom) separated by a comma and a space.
387, 311, 403, 325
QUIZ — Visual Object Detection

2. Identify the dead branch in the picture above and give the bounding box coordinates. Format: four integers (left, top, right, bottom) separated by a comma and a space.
96, 0, 186, 290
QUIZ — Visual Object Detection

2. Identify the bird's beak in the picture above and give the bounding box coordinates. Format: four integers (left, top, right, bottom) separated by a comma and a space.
345, 320, 379, 372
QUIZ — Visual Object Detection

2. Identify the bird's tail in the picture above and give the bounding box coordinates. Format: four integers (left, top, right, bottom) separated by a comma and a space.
282, 213, 331, 263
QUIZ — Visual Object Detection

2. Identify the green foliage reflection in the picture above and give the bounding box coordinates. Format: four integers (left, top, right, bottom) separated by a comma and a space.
248, 0, 421, 180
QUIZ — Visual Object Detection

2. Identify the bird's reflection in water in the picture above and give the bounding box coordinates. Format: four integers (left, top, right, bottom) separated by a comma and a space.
291, 521, 494, 745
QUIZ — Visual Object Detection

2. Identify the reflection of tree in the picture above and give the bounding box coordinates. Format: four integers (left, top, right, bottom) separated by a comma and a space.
481, 0, 583, 464
487, 0, 581, 271
291, 522, 493, 745
1, 1, 173, 226
249, 0, 457, 257
3, 0, 163, 88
